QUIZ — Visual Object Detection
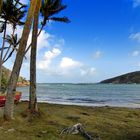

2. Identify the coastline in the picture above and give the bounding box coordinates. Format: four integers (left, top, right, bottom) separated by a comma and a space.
21, 99, 140, 109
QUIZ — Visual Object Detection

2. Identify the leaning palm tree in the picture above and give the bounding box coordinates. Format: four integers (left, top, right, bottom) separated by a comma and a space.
4, 0, 38, 120
28, 0, 70, 112
0, 0, 26, 90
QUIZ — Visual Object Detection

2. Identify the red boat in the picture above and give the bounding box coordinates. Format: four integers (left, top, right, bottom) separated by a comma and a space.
0, 91, 22, 107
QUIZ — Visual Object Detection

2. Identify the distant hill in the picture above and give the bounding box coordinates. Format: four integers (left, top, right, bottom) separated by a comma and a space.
2, 66, 29, 89
100, 71, 140, 84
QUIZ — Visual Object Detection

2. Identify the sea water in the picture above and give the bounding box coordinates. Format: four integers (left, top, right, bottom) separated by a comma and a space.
17, 83, 140, 108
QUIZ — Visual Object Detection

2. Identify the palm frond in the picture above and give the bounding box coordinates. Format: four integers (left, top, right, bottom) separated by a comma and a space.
1, 0, 26, 27
48, 16, 70, 23
0, 47, 9, 51
48, 5, 67, 17
41, 0, 70, 26
4, 48, 16, 63
0, 22, 4, 33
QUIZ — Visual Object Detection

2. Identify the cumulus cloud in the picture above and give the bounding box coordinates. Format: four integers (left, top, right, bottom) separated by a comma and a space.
129, 32, 140, 43
59, 57, 82, 69
58, 57, 96, 77
59, 57, 96, 77
0, 20, 96, 82
37, 50, 96, 79
26, 30, 52, 53
80, 67, 96, 77
37, 48, 61, 70
133, 0, 140, 8
132, 50, 139, 56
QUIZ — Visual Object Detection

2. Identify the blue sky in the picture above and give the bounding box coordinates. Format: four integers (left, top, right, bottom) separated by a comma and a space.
1, 0, 140, 83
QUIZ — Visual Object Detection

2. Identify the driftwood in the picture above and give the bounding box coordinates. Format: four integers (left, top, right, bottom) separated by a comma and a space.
60, 123, 99, 140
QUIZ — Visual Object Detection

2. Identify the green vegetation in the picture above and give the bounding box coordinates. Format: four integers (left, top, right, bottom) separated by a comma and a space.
0, 102, 140, 140
0, 0, 26, 90
100, 71, 140, 84
1, 66, 29, 89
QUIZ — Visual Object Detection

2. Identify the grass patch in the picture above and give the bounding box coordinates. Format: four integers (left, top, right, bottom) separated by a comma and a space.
0, 102, 140, 140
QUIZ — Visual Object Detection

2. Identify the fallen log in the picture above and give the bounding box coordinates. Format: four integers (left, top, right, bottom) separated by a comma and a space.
60, 123, 100, 140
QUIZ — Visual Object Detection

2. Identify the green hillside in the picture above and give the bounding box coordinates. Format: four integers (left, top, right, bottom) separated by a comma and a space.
100, 71, 140, 84
1, 66, 29, 89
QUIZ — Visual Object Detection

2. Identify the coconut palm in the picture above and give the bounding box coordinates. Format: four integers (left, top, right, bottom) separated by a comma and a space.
24, 0, 70, 54
28, 0, 70, 112
29, 0, 42, 112
0, 0, 26, 90
4, 0, 38, 120
40, 0, 70, 32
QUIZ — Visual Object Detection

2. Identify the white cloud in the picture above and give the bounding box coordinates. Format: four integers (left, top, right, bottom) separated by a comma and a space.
132, 50, 139, 56
37, 31, 52, 51
45, 48, 61, 59
133, 0, 140, 8
0, 21, 97, 82
2, 24, 23, 39
80, 67, 96, 77
37, 48, 61, 70
24, 29, 64, 60
26, 30, 52, 52
37, 52, 96, 79
129, 32, 140, 42
58, 57, 96, 78
59, 57, 82, 69
93, 51, 102, 59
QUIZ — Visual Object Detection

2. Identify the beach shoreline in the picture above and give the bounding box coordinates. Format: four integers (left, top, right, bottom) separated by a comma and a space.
20, 100, 140, 109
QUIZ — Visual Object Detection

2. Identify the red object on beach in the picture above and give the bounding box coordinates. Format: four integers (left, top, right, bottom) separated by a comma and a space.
0, 92, 22, 107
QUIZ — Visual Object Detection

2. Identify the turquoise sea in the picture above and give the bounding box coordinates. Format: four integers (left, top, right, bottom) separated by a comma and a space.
17, 84, 140, 108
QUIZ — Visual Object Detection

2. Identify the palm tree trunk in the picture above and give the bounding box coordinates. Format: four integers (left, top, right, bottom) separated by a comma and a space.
0, 0, 2, 13
4, 0, 38, 120
0, 21, 7, 91
29, 0, 42, 112
24, 24, 44, 55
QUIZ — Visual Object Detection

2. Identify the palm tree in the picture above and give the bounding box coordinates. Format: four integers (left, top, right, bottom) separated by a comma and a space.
28, 0, 70, 112
3, 34, 20, 63
40, 0, 70, 32
0, 0, 2, 13
0, 33, 20, 90
29, 0, 42, 112
24, 0, 70, 55
4, 0, 38, 120
0, 0, 26, 90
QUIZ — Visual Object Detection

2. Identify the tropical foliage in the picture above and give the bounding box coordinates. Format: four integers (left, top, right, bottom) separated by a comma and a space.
0, 0, 26, 90
24, 0, 70, 54
0, 0, 70, 120
4, 0, 38, 120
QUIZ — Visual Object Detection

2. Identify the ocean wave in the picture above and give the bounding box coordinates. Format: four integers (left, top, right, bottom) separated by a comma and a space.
66, 98, 108, 103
